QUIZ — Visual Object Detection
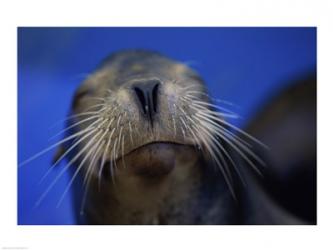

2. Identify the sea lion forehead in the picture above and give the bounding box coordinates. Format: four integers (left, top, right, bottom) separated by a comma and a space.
97, 50, 197, 86
100, 50, 175, 69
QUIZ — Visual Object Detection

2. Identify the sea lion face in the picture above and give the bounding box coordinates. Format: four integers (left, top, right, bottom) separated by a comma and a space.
68, 51, 211, 181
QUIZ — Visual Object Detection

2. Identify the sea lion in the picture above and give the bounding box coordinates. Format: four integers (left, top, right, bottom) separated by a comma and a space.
43, 50, 315, 224
244, 74, 317, 224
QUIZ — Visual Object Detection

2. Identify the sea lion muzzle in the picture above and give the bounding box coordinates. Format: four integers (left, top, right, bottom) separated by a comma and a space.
132, 79, 160, 125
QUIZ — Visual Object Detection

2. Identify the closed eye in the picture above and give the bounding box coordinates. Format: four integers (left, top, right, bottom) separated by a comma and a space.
72, 89, 94, 108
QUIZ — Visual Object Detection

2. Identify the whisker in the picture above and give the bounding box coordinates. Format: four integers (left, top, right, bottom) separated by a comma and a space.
172, 104, 178, 138
193, 120, 234, 182
128, 121, 134, 146
57, 134, 105, 208
121, 130, 126, 168
222, 134, 263, 176
78, 141, 105, 214
84, 102, 106, 111
219, 126, 252, 148
177, 112, 202, 150
84, 96, 107, 102
196, 108, 240, 119
83, 125, 112, 185
19, 118, 104, 167
34, 128, 104, 207
48, 109, 107, 129
185, 90, 240, 108
195, 113, 251, 149
38, 125, 101, 184
98, 127, 115, 189
80, 154, 100, 216
180, 125, 186, 140
190, 121, 236, 198
179, 116, 189, 132
222, 133, 265, 168
193, 117, 246, 185
109, 154, 116, 185
195, 111, 268, 149
179, 98, 246, 187
172, 117, 177, 138
82, 141, 105, 189
116, 115, 122, 128
48, 115, 101, 141
112, 138, 119, 177
183, 96, 238, 116
179, 84, 200, 91
194, 114, 265, 171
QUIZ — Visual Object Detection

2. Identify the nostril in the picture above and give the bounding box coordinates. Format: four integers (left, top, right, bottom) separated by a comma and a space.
134, 87, 147, 114
133, 80, 160, 117
152, 83, 159, 113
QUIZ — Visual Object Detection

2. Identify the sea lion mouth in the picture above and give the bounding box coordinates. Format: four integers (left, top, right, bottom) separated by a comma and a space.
113, 141, 196, 177
117, 141, 191, 160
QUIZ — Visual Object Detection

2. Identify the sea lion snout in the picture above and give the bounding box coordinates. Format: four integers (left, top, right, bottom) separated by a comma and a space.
132, 79, 161, 126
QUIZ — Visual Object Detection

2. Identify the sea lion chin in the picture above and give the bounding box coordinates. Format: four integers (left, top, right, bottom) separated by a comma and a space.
118, 142, 193, 178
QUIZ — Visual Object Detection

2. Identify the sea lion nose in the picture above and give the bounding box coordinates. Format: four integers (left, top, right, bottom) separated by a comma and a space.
132, 80, 160, 125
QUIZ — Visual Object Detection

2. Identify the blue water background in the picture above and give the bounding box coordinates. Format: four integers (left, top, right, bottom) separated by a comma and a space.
18, 27, 316, 224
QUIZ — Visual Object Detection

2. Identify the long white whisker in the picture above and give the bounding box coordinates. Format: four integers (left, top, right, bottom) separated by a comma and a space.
56, 132, 106, 208
178, 100, 244, 190
121, 130, 126, 168
193, 117, 246, 185
222, 132, 265, 167
80, 151, 101, 216
193, 120, 234, 182
196, 111, 268, 149
196, 108, 240, 119
85, 103, 106, 111
179, 116, 189, 132
173, 104, 178, 138
222, 134, 263, 176
182, 95, 237, 115
34, 127, 104, 207
195, 113, 252, 150
84, 97, 106, 102
179, 115, 202, 151
128, 121, 134, 146
48, 109, 107, 129
180, 126, 186, 140
185, 90, 240, 108
48, 115, 101, 141
98, 126, 115, 189
194, 114, 265, 169
111, 138, 118, 183
38, 125, 101, 184
190, 121, 236, 198
83, 127, 111, 185
179, 84, 201, 91
19, 118, 103, 167
220, 126, 252, 148
195, 115, 262, 174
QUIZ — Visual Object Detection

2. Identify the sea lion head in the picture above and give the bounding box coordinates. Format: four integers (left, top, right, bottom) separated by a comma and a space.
64, 50, 216, 182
